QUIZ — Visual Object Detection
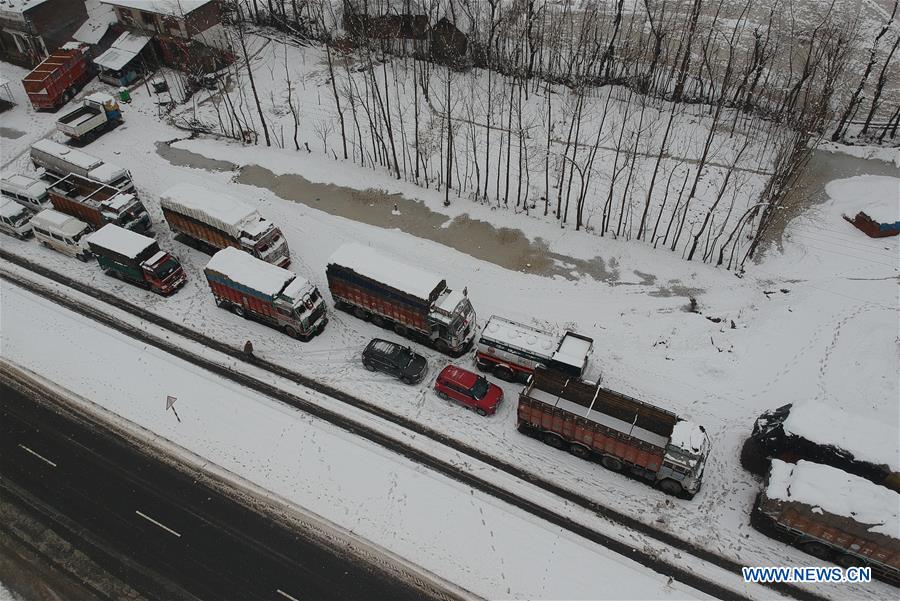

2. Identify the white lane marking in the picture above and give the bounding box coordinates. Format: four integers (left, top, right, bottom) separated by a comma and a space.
276, 589, 301, 601
18, 444, 57, 467
134, 510, 182, 538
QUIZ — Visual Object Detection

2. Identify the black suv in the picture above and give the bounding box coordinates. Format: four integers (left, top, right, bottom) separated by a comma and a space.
362, 338, 428, 384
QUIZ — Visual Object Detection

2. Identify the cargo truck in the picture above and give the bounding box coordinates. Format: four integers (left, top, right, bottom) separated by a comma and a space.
160, 183, 290, 267
518, 366, 710, 498
87, 224, 186, 296
56, 92, 122, 143
752, 459, 900, 584
22, 45, 92, 110
326, 243, 477, 356
476, 315, 594, 381
48, 174, 151, 234
204, 247, 327, 340
30, 139, 134, 192
741, 402, 900, 492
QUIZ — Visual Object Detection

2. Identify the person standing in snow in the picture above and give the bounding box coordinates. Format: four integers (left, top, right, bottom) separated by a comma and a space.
243, 340, 254, 357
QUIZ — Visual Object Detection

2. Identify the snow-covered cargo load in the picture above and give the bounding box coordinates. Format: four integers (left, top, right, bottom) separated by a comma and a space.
87, 224, 186, 296
30, 139, 134, 192
518, 366, 710, 498
48, 173, 151, 234
741, 401, 900, 492
326, 243, 476, 356
475, 315, 593, 382
753, 459, 900, 583
56, 92, 123, 142
204, 247, 327, 340
160, 183, 290, 267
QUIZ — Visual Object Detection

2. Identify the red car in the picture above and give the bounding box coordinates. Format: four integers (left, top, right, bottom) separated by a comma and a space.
435, 365, 503, 416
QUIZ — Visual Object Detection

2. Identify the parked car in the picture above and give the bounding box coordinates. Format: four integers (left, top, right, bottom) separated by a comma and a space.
362, 339, 428, 384
435, 365, 503, 416
0, 198, 34, 239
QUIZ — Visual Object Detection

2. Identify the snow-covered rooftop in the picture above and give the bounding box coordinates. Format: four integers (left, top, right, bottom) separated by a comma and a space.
32, 208, 87, 233
783, 401, 900, 472
767, 459, 900, 538
101, 192, 136, 211
0, 0, 50, 15
88, 161, 127, 182
826, 175, 900, 225
102, 0, 212, 16
73, 0, 116, 45
329, 243, 445, 301
88, 224, 154, 259
94, 32, 149, 70
480, 315, 558, 357
1, 173, 47, 197
31, 139, 103, 171
205, 247, 294, 297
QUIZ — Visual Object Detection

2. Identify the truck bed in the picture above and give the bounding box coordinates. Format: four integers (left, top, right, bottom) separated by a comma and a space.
58, 105, 101, 125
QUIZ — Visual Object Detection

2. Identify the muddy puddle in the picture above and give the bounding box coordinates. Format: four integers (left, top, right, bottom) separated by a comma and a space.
157, 141, 701, 295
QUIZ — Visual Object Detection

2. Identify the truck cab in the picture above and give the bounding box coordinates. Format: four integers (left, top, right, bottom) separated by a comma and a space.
101, 192, 152, 234
275, 277, 327, 335
660, 421, 711, 496
429, 288, 476, 353
141, 251, 187, 296
240, 218, 290, 267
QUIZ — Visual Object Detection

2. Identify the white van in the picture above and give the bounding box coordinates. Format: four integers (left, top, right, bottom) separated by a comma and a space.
31, 209, 93, 261
0, 198, 34, 239
0, 174, 49, 211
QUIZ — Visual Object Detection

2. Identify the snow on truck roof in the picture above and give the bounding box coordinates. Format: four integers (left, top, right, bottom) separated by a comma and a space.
31, 139, 103, 171
767, 459, 899, 538
160, 183, 263, 238
329, 243, 445, 301
783, 401, 900, 473
205, 247, 300, 297
87, 224, 154, 259
481, 316, 558, 357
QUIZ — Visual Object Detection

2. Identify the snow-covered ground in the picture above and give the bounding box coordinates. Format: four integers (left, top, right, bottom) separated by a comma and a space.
0, 282, 706, 601
1, 55, 898, 600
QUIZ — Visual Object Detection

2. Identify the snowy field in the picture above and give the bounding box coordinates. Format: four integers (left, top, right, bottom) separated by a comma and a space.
1, 56, 899, 601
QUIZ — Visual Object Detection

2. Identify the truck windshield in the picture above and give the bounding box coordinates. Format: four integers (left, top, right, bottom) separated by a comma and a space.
470, 376, 489, 400
450, 299, 474, 334
153, 258, 180, 279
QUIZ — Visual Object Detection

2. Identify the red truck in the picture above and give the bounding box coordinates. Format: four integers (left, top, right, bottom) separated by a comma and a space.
48, 174, 152, 234
205, 247, 327, 340
326, 243, 477, 356
753, 459, 900, 584
518, 367, 710, 498
22, 45, 92, 110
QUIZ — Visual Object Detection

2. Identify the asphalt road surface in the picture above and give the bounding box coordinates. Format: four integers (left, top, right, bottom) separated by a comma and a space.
0, 380, 437, 601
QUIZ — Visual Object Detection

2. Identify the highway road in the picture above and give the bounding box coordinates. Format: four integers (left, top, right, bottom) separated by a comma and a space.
0, 379, 436, 601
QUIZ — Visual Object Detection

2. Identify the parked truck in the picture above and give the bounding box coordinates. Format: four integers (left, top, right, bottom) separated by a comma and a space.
752, 459, 900, 584
56, 92, 122, 143
48, 174, 151, 234
476, 315, 594, 382
22, 45, 92, 110
87, 224, 186, 296
326, 243, 477, 356
740, 402, 900, 492
518, 366, 710, 498
204, 247, 327, 340
160, 183, 290, 267
30, 139, 134, 192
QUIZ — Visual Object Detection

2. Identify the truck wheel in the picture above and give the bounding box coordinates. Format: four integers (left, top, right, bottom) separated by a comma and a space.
569, 444, 590, 460
437, 391, 449, 400
543, 433, 565, 449
393, 324, 407, 336
284, 326, 300, 339
801, 541, 832, 561
233, 305, 246, 318
475, 360, 491, 373
601, 456, 623, 472
353, 307, 369, 321
363, 361, 376, 372
371, 315, 384, 327
658, 479, 683, 496
493, 365, 515, 382
475, 408, 487, 416
835, 553, 865, 569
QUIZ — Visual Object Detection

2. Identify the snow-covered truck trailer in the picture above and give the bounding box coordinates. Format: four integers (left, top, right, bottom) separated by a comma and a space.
160, 183, 290, 267
48, 174, 151, 234
518, 366, 710, 498
30, 139, 135, 192
752, 459, 900, 584
204, 247, 327, 340
56, 92, 122, 143
475, 315, 593, 382
741, 402, 900, 492
87, 224, 186, 296
326, 243, 477, 356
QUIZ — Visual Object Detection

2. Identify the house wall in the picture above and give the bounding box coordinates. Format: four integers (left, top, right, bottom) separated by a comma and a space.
0, 0, 87, 67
